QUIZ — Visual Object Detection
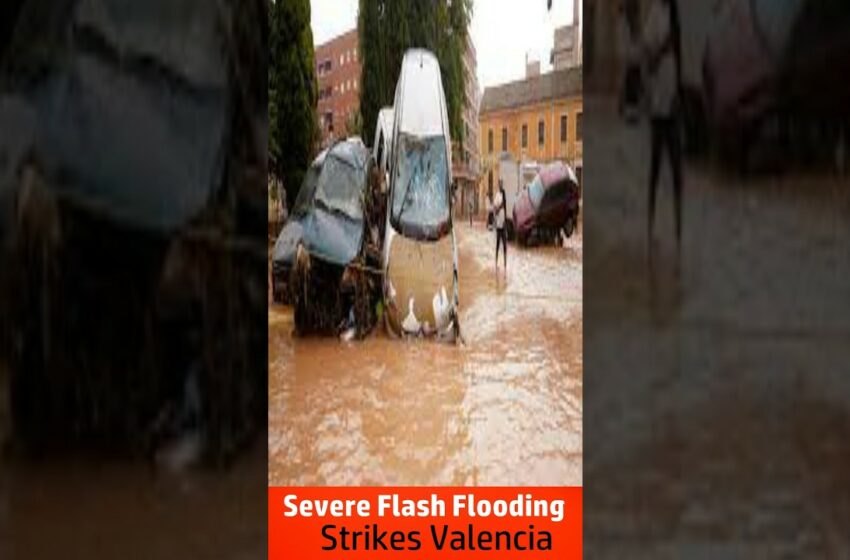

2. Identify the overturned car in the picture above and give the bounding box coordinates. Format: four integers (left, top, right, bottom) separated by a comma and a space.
513, 161, 580, 246
289, 139, 382, 338
383, 49, 459, 341
703, 0, 850, 171
271, 149, 325, 304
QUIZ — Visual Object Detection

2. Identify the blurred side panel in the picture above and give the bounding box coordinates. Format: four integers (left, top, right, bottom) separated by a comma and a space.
584, 0, 850, 556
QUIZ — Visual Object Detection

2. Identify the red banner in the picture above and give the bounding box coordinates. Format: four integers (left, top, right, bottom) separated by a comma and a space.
269, 487, 582, 559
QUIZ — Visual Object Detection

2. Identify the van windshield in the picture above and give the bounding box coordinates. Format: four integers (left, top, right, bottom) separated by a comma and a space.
391, 133, 450, 238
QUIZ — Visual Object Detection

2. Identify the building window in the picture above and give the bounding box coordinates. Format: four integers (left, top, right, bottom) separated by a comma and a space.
522, 124, 527, 149
488, 129, 493, 154
560, 114, 568, 143
340, 54, 344, 66
501, 127, 507, 152
353, 47, 358, 60
577, 112, 583, 141
538, 120, 544, 146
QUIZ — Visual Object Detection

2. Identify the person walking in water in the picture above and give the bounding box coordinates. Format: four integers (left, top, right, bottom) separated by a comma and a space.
494, 179, 508, 271
643, 0, 683, 259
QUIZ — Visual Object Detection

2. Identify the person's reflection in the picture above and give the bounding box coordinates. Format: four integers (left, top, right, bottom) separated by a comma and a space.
643, 0, 684, 266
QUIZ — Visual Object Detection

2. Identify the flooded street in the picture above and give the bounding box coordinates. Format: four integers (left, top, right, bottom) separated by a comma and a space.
269, 222, 583, 486
0, 449, 267, 559
1, 366, 266, 559
585, 97, 850, 556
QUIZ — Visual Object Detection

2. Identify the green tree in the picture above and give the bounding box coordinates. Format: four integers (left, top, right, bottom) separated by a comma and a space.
358, 0, 472, 150
269, 0, 319, 209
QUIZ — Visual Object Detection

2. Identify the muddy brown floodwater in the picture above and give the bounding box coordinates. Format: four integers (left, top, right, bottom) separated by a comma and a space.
0, 367, 267, 559
269, 222, 583, 486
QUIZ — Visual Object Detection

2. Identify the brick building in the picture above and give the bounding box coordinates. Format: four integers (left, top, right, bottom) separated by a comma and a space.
478, 66, 583, 211
315, 29, 361, 146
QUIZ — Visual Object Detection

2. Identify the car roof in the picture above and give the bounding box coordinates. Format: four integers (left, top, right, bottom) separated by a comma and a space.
327, 139, 369, 170
397, 49, 446, 138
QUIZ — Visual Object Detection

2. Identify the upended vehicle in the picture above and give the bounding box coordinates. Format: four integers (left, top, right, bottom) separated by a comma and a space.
703, 0, 850, 171
289, 138, 383, 338
271, 149, 325, 304
513, 161, 580, 246
383, 49, 459, 341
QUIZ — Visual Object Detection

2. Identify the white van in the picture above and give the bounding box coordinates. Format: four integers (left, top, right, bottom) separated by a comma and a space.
372, 106, 394, 190
383, 49, 459, 340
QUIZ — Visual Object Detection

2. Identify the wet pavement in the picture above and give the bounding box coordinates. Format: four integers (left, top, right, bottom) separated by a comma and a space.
269, 221, 583, 486
584, 96, 850, 556
0, 366, 266, 559
0, 449, 267, 560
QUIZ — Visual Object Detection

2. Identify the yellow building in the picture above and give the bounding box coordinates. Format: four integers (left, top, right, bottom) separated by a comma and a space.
478, 66, 583, 210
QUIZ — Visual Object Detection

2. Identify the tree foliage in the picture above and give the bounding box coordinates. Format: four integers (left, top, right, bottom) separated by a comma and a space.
358, 0, 472, 149
269, 0, 319, 208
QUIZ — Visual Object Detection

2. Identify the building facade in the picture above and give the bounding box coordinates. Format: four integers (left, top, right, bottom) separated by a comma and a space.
315, 29, 361, 146
453, 34, 481, 219
478, 66, 583, 212
553, 0, 582, 70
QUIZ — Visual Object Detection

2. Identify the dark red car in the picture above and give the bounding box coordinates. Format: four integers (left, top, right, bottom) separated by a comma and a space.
513, 161, 579, 246
703, 0, 850, 171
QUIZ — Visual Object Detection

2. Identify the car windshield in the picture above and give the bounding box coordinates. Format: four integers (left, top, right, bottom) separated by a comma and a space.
290, 165, 321, 219
528, 176, 545, 209
315, 154, 364, 220
391, 133, 450, 237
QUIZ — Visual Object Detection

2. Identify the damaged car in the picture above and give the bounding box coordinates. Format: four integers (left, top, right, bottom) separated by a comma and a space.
703, 0, 850, 171
0, 0, 268, 464
383, 49, 459, 341
289, 138, 382, 338
271, 149, 325, 304
513, 161, 580, 246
